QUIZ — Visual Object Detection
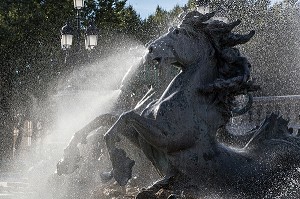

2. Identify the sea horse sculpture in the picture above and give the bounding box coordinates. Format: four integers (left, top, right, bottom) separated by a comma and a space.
56, 15, 252, 179
103, 11, 300, 198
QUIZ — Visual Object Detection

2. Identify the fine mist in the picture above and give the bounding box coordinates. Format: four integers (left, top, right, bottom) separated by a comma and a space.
12, 39, 147, 199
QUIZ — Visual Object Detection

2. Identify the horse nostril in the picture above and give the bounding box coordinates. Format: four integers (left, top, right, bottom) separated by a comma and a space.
148, 46, 153, 53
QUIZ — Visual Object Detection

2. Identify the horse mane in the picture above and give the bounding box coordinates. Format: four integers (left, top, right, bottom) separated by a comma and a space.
179, 11, 260, 117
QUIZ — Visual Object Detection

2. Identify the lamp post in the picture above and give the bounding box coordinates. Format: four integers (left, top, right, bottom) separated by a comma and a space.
85, 23, 99, 50
61, 22, 74, 50
60, 0, 99, 52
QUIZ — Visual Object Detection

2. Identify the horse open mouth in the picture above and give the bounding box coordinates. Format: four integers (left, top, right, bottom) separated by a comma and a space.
153, 57, 162, 66
152, 57, 183, 68
152, 57, 162, 69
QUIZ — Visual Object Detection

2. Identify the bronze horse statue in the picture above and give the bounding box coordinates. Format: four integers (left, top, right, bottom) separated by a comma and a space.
103, 11, 300, 198
56, 54, 179, 178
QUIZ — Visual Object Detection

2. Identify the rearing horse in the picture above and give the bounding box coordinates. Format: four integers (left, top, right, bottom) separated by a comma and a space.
104, 11, 300, 198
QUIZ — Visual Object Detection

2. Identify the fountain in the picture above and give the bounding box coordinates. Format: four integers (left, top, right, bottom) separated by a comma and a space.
54, 10, 300, 199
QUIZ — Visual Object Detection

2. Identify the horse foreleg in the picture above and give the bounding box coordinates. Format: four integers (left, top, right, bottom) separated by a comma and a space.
69, 113, 118, 147
120, 111, 196, 152
104, 117, 139, 186
104, 111, 181, 186
57, 113, 118, 175
104, 110, 192, 186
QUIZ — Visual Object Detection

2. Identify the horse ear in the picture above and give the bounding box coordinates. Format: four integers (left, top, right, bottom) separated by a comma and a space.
182, 11, 215, 26
202, 12, 216, 22
206, 19, 240, 33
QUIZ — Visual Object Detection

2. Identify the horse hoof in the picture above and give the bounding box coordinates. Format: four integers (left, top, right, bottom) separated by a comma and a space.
111, 148, 135, 186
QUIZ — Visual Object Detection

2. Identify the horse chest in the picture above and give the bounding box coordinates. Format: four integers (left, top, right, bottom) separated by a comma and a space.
153, 91, 190, 121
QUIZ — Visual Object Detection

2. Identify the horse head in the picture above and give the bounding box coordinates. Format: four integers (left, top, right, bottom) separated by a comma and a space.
146, 11, 258, 119
146, 12, 216, 71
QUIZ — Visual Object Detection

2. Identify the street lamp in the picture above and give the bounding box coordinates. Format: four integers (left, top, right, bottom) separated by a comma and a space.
60, 0, 99, 51
85, 23, 99, 50
61, 22, 74, 50
73, 0, 84, 9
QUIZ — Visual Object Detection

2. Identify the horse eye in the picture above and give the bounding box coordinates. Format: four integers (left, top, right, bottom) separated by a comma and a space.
174, 29, 180, 35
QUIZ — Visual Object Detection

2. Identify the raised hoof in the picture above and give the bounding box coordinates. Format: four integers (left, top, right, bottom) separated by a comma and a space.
111, 148, 135, 186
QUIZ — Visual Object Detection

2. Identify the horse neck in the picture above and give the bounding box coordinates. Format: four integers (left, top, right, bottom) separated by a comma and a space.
185, 58, 217, 85
185, 58, 228, 138
163, 54, 219, 95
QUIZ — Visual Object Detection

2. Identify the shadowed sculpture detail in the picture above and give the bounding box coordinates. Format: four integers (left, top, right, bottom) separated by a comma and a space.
102, 11, 300, 198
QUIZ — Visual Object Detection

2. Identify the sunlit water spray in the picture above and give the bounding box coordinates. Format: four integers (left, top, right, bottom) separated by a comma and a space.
6, 5, 300, 199
9, 41, 147, 199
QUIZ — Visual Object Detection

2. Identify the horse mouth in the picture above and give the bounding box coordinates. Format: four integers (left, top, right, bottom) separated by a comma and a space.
153, 57, 162, 66
152, 57, 183, 68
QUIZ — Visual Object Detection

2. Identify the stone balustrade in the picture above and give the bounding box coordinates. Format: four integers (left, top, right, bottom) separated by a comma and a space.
229, 95, 300, 134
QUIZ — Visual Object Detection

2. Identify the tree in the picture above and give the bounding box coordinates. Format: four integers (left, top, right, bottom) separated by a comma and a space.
0, 0, 144, 161
0, 0, 74, 161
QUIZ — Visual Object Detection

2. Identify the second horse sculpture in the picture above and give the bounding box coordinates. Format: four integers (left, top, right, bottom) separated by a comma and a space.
104, 11, 300, 198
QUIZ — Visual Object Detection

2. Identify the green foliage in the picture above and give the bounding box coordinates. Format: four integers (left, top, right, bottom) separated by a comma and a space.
139, 5, 184, 43
0, 0, 143, 105
0, 0, 142, 160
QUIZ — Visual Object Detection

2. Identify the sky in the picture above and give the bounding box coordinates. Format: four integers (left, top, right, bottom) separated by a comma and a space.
126, 0, 186, 19
126, 0, 281, 19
